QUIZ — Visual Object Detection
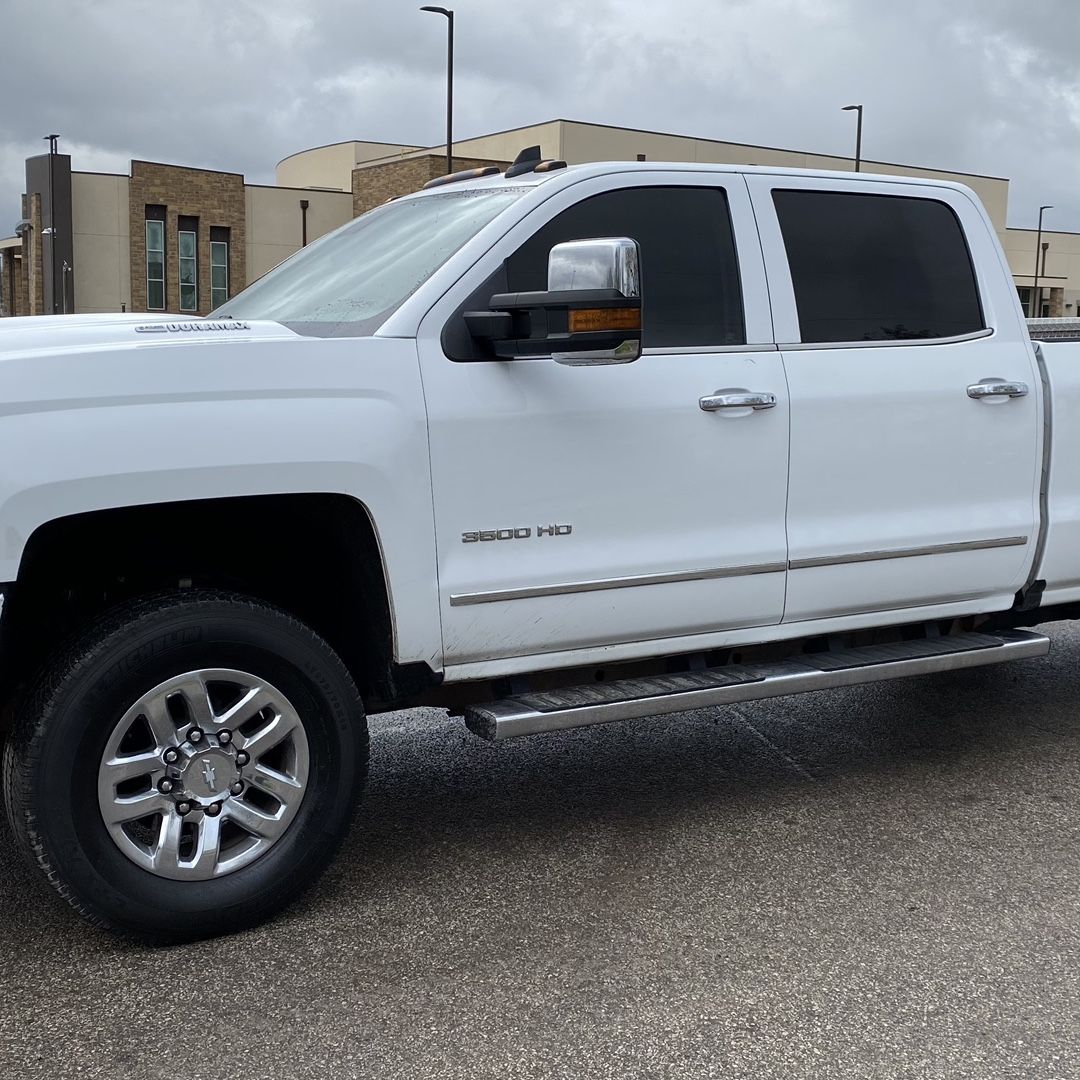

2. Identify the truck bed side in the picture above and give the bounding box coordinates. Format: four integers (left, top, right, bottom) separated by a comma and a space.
1030, 338, 1080, 605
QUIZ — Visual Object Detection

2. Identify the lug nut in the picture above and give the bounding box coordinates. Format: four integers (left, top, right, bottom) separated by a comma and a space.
188, 728, 204, 744
206, 802, 222, 817
235, 751, 249, 767
229, 780, 244, 797
176, 801, 193, 816
218, 730, 233, 745
162, 748, 179, 765
158, 778, 174, 794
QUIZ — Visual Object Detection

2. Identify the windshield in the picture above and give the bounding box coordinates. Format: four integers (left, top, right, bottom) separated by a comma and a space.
212, 187, 526, 336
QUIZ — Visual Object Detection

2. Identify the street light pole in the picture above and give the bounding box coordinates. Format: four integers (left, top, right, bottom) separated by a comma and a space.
1032, 205, 1053, 318
842, 105, 863, 172
420, 6, 454, 175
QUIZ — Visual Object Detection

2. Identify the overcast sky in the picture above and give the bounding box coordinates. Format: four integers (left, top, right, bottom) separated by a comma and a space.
3, 0, 1079, 234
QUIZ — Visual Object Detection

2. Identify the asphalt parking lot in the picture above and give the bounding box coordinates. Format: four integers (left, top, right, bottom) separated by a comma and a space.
1, 623, 1079, 1080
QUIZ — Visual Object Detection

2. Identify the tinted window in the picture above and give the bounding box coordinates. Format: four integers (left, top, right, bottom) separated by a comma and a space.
506, 187, 744, 347
772, 190, 984, 343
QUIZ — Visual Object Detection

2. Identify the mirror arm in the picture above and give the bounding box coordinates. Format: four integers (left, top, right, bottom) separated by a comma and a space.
463, 310, 514, 340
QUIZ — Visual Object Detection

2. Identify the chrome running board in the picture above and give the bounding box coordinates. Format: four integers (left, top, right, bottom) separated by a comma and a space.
463, 629, 1050, 742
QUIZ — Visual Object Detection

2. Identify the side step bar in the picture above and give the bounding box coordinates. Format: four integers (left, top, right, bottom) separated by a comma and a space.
464, 629, 1050, 742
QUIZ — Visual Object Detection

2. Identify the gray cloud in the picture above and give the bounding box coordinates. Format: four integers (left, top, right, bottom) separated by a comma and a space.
3, 0, 1079, 233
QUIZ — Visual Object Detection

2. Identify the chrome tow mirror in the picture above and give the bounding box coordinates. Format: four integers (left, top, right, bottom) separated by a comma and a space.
547, 237, 642, 366
465, 236, 642, 364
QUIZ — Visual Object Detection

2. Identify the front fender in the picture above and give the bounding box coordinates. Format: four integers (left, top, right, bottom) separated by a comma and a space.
0, 332, 442, 669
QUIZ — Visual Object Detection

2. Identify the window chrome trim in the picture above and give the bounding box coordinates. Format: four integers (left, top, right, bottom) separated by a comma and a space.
779, 327, 994, 351
789, 535, 1028, 571
449, 561, 787, 607
641, 343, 779, 356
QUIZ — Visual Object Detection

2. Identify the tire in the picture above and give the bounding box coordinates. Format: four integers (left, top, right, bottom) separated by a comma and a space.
3, 589, 368, 942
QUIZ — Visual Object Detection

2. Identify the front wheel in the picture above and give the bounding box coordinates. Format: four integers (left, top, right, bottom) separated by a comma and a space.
3, 590, 368, 941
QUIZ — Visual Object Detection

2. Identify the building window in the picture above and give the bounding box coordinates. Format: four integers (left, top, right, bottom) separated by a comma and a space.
145, 206, 166, 311
210, 227, 230, 309
178, 216, 198, 312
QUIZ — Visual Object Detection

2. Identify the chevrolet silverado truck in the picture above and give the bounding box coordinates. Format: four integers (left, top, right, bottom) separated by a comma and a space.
1, 148, 1076, 940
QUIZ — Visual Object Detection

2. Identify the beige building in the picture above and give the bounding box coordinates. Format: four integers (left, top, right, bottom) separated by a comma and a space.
1, 155, 353, 318
3, 119, 1076, 319
1001, 228, 1080, 318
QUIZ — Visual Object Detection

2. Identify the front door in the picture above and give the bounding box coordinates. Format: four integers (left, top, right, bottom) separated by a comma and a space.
417, 175, 791, 670
746, 175, 1041, 624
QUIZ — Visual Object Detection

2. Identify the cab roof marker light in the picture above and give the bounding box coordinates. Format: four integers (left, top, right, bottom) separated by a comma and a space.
504, 145, 543, 178
421, 165, 502, 191
534, 160, 568, 173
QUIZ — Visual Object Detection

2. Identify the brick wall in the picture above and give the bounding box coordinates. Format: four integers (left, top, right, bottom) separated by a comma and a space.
352, 155, 510, 215
1, 197, 37, 317
26, 194, 44, 316
11, 210, 30, 316
0, 249, 12, 316
128, 161, 246, 315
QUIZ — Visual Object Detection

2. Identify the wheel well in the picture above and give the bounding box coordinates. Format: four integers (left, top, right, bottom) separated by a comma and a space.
3, 494, 435, 713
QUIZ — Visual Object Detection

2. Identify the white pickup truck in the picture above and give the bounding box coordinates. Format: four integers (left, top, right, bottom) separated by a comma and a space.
1, 149, 1076, 939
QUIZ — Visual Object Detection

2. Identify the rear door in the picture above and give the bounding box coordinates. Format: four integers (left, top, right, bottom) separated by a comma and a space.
417, 174, 790, 668
746, 175, 1041, 624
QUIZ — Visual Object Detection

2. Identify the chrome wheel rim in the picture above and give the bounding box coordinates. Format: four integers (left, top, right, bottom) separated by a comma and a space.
97, 669, 310, 880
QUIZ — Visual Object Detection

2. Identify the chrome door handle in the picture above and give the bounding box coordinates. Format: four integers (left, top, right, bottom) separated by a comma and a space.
967, 381, 1029, 399
699, 391, 777, 412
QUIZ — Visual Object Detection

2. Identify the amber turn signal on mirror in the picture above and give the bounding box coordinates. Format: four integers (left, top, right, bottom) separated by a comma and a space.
567, 308, 642, 333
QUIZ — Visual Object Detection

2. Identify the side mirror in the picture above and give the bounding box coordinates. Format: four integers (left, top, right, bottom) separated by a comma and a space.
464, 237, 642, 365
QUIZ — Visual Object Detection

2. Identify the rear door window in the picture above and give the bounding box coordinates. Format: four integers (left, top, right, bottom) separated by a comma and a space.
772, 190, 985, 343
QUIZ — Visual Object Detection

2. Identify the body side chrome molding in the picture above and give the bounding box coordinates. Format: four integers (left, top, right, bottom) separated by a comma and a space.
452, 536, 1028, 607
789, 535, 1028, 571
449, 561, 787, 607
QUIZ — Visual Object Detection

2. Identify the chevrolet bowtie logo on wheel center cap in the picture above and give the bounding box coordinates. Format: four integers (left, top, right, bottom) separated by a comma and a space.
183, 750, 235, 800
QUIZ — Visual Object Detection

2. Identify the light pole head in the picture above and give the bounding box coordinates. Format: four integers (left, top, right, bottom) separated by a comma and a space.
420, 5, 452, 15
842, 104, 862, 112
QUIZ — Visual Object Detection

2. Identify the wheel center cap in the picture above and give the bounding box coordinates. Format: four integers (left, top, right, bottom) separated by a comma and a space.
182, 749, 235, 800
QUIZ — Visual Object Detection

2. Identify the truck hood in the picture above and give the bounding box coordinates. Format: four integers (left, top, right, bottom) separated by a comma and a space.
0, 313, 300, 359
